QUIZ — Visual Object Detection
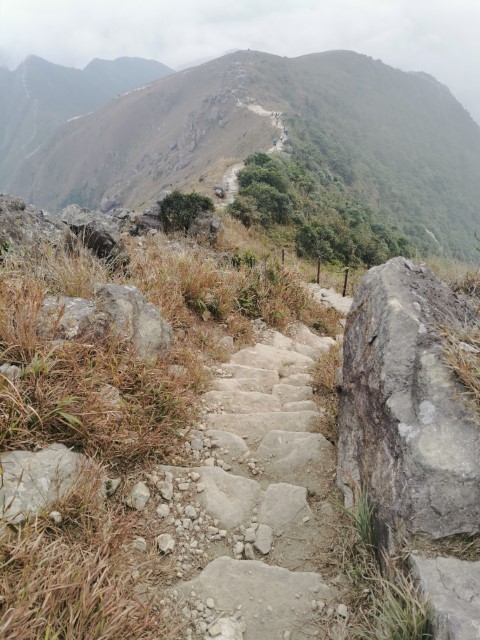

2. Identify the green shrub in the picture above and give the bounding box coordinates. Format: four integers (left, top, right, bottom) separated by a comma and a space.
159, 190, 214, 233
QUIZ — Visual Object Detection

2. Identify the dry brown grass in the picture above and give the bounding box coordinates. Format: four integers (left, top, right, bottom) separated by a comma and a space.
0, 469, 183, 640
125, 235, 339, 336
443, 323, 480, 410
311, 344, 342, 442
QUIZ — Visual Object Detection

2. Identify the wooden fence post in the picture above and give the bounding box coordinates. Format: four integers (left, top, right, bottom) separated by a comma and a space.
316, 257, 321, 284
281, 248, 285, 264
342, 267, 349, 297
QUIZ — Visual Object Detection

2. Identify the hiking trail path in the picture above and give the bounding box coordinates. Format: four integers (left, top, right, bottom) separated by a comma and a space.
162, 289, 354, 640
221, 104, 288, 206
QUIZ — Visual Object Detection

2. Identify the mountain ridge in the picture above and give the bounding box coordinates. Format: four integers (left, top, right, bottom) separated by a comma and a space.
0, 55, 174, 191
6, 49, 480, 259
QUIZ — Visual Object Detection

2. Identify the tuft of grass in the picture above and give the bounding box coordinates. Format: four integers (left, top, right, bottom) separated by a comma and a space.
356, 572, 431, 640
443, 323, 480, 411
311, 344, 341, 442
0, 469, 183, 640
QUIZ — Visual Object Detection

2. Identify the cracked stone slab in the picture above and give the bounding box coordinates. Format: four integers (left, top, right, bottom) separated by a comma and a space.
205, 430, 250, 459
410, 554, 480, 639
202, 390, 282, 414
203, 411, 324, 440
256, 431, 335, 492
272, 384, 313, 405
283, 400, 319, 412
288, 323, 337, 353
268, 331, 318, 360
176, 557, 332, 640
212, 378, 266, 393
0, 444, 90, 524
258, 483, 312, 533
192, 467, 262, 530
308, 284, 353, 315
218, 364, 280, 389
230, 344, 314, 377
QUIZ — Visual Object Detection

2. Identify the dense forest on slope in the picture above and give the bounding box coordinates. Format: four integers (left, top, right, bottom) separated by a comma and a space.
229, 152, 414, 267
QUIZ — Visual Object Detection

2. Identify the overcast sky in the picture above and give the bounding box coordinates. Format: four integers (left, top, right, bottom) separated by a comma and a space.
1, 0, 479, 122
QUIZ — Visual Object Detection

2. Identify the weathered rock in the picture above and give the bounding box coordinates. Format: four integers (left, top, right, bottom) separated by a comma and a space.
94, 283, 173, 359
202, 390, 282, 414
258, 483, 312, 533
203, 411, 324, 440
230, 344, 314, 377
188, 211, 222, 242
410, 555, 480, 639
308, 284, 353, 315
194, 467, 262, 530
338, 257, 480, 553
58, 204, 125, 261
0, 194, 67, 251
0, 363, 21, 383
0, 443, 89, 524
125, 481, 150, 510
39, 284, 173, 359
256, 431, 334, 492
254, 524, 273, 555
219, 364, 280, 389
288, 323, 336, 353
177, 557, 332, 640
38, 296, 96, 339
271, 384, 313, 405
100, 194, 122, 213
157, 533, 176, 554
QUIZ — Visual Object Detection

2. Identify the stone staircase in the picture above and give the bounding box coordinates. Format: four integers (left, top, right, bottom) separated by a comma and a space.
162, 324, 348, 639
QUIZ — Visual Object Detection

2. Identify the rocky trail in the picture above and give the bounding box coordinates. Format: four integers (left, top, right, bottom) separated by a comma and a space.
157, 298, 354, 640
221, 104, 288, 206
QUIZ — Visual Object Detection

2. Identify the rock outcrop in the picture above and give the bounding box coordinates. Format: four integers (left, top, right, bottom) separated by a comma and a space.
38, 283, 173, 359
0, 194, 66, 251
338, 257, 479, 553
410, 555, 480, 640
0, 444, 89, 524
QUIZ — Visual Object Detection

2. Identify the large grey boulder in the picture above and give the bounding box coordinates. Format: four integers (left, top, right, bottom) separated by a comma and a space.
38, 283, 173, 359
58, 204, 125, 261
94, 283, 172, 358
410, 555, 480, 639
0, 194, 66, 251
338, 257, 479, 553
0, 443, 88, 524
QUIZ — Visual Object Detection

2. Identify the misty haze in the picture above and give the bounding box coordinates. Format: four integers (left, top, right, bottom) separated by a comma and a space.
0, 2, 479, 639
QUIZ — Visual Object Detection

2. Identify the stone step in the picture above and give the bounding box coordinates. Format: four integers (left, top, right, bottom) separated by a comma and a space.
201, 429, 334, 496
272, 383, 314, 404
202, 410, 324, 441
175, 556, 333, 640
230, 343, 314, 377
283, 400, 319, 412
158, 465, 324, 572
202, 390, 282, 414
255, 430, 335, 495
217, 363, 280, 388
212, 377, 268, 393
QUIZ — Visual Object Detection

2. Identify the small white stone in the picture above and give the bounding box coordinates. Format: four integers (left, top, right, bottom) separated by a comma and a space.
337, 604, 348, 618
156, 533, 175, 554
197, 483, 206, 493
131, 536, 147, 553
48, 510, 62, 524
125, 481, 150, 510
156, 504, 170, 518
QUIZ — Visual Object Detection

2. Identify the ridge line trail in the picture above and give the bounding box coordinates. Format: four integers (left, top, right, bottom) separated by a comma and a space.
221, 103, 288, 206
